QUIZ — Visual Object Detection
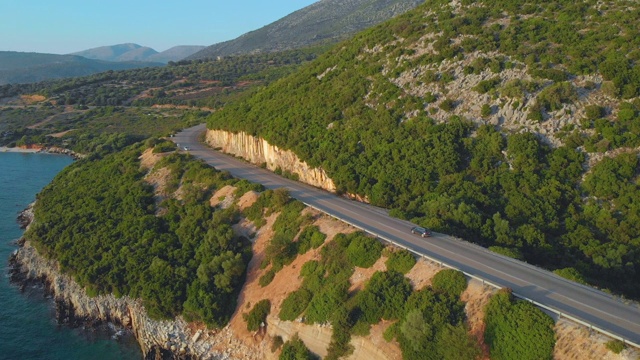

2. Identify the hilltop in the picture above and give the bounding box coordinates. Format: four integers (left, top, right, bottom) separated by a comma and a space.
70, 43, 205, 63
188, 0, 423, 60
206, 0, 640, 298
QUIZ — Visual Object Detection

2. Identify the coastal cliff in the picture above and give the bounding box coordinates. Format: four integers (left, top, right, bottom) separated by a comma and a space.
205, 130, 336, 193
9, 240, 216, 360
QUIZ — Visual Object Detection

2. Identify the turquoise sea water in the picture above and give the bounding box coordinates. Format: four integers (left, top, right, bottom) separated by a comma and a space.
0, 152, 141, 359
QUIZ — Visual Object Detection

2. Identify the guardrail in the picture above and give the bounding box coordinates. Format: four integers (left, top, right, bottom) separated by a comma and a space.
301, 201, 640, 350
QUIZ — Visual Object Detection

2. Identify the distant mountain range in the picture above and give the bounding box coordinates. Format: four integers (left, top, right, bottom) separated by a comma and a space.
0, 0, 420, 85
188, 0, 423, 60
0, 51, 163, 85
70, 43, 205, 63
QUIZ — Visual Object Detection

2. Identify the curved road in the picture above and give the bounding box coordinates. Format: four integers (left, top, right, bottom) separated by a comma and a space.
174, 124, 640, 346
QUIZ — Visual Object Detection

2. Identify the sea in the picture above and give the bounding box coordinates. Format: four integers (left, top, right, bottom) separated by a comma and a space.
0, 152, 141, 359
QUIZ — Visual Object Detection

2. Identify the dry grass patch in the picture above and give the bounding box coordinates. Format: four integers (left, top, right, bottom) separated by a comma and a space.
47, 129, 75, 138
20, 94, 46, 104
139, 148, 163, 170
404, 258, 443, 290
237, 190, 260, 211
349, 256, 387, 293
210, 185, 237, 208
554, 318, 638, 360
461, 279, 494, 359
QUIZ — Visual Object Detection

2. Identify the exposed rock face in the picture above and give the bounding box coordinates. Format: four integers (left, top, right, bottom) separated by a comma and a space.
16, 203, 34, 229
205, 130, 336, 192
9, 241, 208, 360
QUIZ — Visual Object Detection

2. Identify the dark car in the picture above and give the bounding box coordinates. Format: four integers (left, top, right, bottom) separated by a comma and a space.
411, 226, 431, 238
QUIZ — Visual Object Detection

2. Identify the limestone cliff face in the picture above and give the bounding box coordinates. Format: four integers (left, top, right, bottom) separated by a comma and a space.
10, 241, 211, 360
205, 130, 336, 193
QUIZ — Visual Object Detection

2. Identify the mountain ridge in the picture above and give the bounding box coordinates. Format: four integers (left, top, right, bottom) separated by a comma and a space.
0, 51, 162, 85
70, 43, 205, 63
188, 0, 424, 60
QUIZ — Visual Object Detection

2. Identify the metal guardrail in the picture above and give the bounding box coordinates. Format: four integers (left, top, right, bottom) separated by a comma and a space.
301, 201, 640, 350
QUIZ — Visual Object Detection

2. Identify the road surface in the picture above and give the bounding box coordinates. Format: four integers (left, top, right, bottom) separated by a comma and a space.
173, 124, 640, 345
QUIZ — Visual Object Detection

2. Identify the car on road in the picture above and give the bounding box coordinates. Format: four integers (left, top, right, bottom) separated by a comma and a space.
184, 146, 189, 151
411, 226, 431, 237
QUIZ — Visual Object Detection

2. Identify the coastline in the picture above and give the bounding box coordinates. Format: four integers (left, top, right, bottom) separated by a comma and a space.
9, 207, 215, 360
0, 146, 41, 153
0, 146, 84, 159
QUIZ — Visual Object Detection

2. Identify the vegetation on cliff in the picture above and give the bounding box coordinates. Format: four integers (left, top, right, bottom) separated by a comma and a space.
206, 0, 640, 298
26, 144, 252, 327
484, 289, 556, 360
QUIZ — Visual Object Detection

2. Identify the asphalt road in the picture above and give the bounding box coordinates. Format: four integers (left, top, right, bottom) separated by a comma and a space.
174, 124, 640, 345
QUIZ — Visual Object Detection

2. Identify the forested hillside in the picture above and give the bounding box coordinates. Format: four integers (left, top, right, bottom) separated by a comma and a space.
26, 143, 258, 326
22, 140, 561, 359
207, 0, 640, 298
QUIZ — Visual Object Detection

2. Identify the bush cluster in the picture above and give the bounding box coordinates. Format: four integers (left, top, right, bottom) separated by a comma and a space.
244, 299, 271, 332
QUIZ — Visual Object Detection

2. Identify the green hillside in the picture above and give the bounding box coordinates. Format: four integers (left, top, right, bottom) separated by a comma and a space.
207, 0, 640, 297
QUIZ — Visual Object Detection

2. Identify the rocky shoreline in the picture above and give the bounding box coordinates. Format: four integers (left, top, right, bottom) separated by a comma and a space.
8, 240, 206, 360
7, 207, 214, 360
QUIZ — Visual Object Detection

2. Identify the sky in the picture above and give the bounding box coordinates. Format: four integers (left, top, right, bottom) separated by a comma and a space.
0, 0, 318, 54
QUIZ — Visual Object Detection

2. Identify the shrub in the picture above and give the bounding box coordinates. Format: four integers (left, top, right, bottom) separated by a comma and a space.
271, 335, 284, 352
553, 267, 587, 285
536, 82, 577, 112
297, 225, 327, 254
489, 246, 524, 260
280, 334, 315, 360
605, 339, 625, 354
531, 68, 568, 82
424, 92, 438, 103
473, 77, 501, 94
527, 106, 544, 122
584, 105, 605, 120
280, 289, 313, 321
356, 271, 412, 324
152, 140, 176, 153
439, 98, 456, 112
383, 322, 399, 342
501, 79, 538, 99
305, 280, 350, 324
385, 249, 417, 274
244, 299, 270, 331
432, 269, 467, 296
484, 289, 555, 360
346, 233, 383, 268
259, 269, 276, 287
481, 104, 492, 118
326, 306, 354, 360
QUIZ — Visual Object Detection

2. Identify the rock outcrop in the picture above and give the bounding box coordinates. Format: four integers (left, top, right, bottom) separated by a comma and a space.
205, 130, 336, 193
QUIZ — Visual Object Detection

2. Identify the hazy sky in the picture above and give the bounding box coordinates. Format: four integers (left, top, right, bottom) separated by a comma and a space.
0, 0, 318, 54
